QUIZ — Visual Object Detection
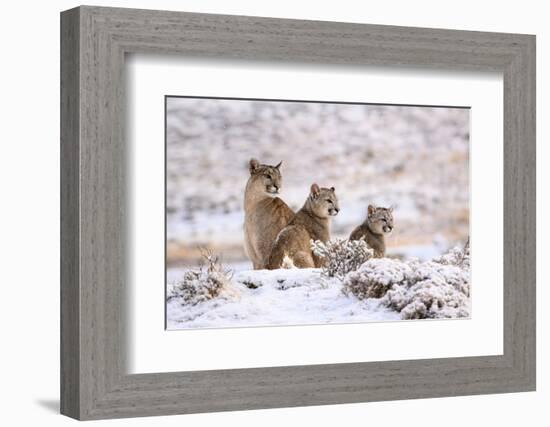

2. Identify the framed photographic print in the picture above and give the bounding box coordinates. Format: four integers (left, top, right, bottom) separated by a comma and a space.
61, 5, 536, 420
164, 96, 472, 330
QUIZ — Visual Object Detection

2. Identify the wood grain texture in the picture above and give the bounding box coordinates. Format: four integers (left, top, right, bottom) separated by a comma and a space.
60, 7, 80, 419
60, 5, 536, 420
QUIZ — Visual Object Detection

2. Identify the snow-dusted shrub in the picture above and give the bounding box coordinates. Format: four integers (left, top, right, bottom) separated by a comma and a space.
432, 238, 470, 269
167, 250, 237, 305
382, 261, 470, 319
342, 258, 414, 299
312, 238, 374, 278
342, 240, 471, 320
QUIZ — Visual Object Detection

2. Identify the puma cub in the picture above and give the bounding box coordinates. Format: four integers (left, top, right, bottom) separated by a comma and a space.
349, 205, 394, 258
244, 158, 294, 269
267, 184, 339, 269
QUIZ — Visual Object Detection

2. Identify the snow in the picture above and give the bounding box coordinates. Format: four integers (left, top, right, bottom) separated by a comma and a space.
167, 268, 400, 329
166, 242, 470, 329
343, 242, 471, 320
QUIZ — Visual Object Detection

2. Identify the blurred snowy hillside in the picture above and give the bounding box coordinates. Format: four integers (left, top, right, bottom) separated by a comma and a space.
166, 97, 469, 269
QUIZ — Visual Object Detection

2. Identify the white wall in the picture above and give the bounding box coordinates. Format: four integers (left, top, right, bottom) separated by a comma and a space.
0, 0, 546, 425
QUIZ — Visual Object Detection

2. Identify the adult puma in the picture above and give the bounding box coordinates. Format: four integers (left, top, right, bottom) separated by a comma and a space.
267, 184, 339, 269
243, 158, 294, 269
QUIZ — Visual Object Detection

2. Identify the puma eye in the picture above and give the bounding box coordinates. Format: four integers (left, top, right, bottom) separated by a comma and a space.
326, 199, 333, 203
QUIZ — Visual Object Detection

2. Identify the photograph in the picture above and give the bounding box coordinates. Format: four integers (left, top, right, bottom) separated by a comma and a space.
165, 96, 471, 330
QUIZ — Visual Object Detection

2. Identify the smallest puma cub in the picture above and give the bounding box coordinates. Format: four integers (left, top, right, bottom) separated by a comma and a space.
267, 184, 339, 269
349, 205, 394, 258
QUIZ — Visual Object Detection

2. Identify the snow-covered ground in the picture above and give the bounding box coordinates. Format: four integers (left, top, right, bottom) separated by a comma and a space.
167, 268, 400, 329
166, 242, 470, 330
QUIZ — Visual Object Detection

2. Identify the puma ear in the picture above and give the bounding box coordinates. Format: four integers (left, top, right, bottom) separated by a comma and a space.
367, 204, 376, 215
275, 161, 282, 169
249, 158, 260, 174
388, 206, 394, 213
330, 186, 335, 192
310, 183, 320, 199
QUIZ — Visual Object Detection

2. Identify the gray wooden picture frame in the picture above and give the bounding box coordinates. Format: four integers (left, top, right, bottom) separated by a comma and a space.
60, 5, 536, 421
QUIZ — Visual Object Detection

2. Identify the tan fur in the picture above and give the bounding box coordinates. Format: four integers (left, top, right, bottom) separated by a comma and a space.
349, 205, 394, 258
244, 158, 294, 269
267, 184, 339, 269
